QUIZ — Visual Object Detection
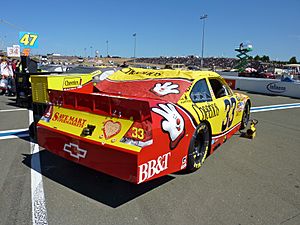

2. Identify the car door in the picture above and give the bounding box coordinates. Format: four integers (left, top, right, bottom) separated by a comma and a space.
177, 77, 238, 136
207, 77, 239, 135
180, 78, 220, 132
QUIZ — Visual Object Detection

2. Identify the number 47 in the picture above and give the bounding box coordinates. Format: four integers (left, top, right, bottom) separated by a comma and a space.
20, 34, 38, 46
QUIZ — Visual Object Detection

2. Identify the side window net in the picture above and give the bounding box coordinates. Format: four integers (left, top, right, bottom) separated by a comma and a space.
209, 78, 230, 99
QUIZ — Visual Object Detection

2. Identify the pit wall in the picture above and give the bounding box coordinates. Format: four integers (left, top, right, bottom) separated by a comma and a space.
223, 76, 300, 99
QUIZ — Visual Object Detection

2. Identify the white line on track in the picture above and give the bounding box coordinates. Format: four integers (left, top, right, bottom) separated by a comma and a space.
0, 128, 29, 140
251, 102, 300, 113
0, 108, 28, 113
29, 110, 48, 225
0, 134, 29, 140
0, 128, 28, 134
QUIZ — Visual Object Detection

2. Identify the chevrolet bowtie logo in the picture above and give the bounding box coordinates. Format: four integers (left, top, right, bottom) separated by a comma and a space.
63, 143, 87, 159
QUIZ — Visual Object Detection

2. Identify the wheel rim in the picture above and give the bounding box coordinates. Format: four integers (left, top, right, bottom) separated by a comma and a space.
193, 125, 209, 165
242, 104, 250, 127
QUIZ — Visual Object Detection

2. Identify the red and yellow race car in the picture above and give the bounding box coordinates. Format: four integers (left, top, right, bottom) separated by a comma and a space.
37, 68, 251, 184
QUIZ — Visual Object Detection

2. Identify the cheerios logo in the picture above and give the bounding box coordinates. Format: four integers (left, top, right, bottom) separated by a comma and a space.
63, 77, 82, 88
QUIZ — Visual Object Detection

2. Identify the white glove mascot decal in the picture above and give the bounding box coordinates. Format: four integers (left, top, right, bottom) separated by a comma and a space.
152, 103, 185, 149
152, 82, 179, 96
99, 69, 116, 81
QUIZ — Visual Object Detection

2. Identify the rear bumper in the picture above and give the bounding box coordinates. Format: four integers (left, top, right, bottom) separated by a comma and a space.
37, 124, 139, 183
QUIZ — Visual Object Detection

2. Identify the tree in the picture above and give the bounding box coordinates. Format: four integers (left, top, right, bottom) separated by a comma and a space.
261, 55, 270, 62
254, 55, 260, 61
289, 56, 297, 64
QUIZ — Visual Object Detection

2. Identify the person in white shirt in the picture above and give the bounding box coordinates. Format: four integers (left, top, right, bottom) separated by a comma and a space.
0, 58, 14, 95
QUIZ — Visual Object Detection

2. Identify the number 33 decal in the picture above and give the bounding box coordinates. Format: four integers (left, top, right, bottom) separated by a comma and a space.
222, 97, 236, 131
132, 127, 144, 140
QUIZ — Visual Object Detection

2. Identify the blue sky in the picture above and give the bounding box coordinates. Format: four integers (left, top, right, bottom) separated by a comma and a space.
0, 0, 299, 61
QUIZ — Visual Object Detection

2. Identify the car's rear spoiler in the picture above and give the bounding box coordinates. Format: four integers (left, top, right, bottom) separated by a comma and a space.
49, 90, 152, 122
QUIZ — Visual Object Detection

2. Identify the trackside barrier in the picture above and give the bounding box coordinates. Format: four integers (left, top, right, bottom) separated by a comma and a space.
223, 76, 300, 99
218, 71, 238, 77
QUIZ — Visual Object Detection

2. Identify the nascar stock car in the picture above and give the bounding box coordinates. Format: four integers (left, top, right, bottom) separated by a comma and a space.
37, 68, 251, 184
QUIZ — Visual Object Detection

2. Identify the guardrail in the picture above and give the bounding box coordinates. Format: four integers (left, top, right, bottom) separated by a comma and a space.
223, 76, 300, 99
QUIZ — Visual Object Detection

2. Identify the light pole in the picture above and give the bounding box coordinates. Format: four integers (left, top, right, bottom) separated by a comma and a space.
84, 48, 87, 58
133, 33, 137, 63
90, 46, 93, 58
106, 40, 109, 57
200, 14, 208, 68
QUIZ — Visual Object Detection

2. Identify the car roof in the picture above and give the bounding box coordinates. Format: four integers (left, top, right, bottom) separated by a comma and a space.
107, 67, 220, 81
94, 68, 221, 103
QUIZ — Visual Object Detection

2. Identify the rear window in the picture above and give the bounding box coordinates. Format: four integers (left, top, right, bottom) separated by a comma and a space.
190, 79, 212, 103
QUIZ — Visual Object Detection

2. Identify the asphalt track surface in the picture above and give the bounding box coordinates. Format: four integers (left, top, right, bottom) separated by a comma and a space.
0, 92, 300, 225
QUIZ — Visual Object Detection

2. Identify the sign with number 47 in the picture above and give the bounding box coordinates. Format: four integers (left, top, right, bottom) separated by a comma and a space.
19, 32, 39, 48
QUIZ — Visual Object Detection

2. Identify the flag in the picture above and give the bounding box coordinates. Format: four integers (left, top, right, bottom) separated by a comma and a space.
133, 33, 136, 37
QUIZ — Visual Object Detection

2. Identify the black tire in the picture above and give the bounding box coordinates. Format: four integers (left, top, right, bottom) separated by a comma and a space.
186, 122, 210, 172
29, 122, 36, 141
240, 101, 250, 130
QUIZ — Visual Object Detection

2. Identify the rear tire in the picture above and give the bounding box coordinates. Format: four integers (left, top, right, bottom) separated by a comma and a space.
240, 102, 250, 130
186, 122, 210, 172
29, 122, 36, 141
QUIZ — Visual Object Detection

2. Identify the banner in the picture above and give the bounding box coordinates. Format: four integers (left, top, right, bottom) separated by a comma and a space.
6, 45, 21, 57
19, 32, 39, 48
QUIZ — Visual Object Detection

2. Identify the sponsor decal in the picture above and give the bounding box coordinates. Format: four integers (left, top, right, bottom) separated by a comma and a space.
138, 152, 171, 183
151, 82, 180, 96
52, 112, 87, 128
235, 93, 243, 101
63, 143, 87, 159
103, 120, 121, 139
266, 82, 286, 93
152, 103, 185, 149
181, 156, 187, 169
98, 70, 116, 81
235, 94, 247, 113
192, 103, 219, 121
63, 77, 82, 89
40, 116, 50, 123
40, 105, 53, 122
237, 101, 245, 112
121, 67, 162, 77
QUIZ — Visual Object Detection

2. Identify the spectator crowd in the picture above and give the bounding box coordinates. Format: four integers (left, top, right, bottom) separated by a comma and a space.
0, 56, 19, 96
134, 56, 287, 72
135, 56, 238, 70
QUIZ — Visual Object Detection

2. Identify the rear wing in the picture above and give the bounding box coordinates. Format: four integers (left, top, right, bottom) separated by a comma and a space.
49, 90, 152, 122
30, 73, 94, 104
